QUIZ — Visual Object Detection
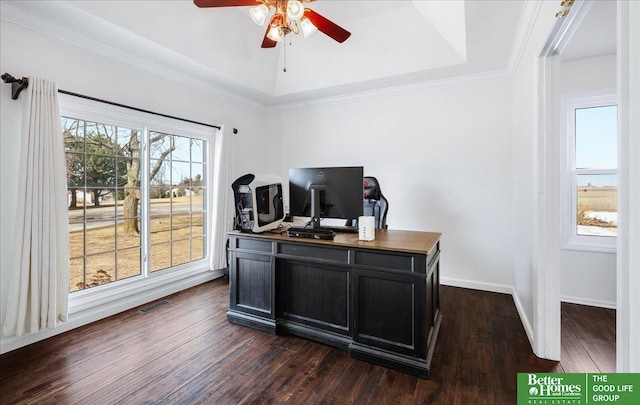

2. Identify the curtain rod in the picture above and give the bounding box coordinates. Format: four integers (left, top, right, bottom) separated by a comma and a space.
2, 73, 222, 131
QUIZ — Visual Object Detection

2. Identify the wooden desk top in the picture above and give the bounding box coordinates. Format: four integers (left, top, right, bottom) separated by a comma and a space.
229, 228, 441, 256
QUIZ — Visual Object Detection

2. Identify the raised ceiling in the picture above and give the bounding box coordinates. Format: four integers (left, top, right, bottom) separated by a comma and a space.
0, 1, 571, 106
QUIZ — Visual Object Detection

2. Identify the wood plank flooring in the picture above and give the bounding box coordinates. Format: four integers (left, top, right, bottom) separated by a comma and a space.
0, 278, 615, 404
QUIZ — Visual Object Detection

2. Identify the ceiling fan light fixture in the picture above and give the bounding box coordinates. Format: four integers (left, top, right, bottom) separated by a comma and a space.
286, 0, 304, 20
300, 16, 317, 38
249, 4, 269, 26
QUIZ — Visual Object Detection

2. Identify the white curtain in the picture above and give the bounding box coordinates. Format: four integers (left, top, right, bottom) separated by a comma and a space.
210, 128, 234, 271
2, 77, 69, 337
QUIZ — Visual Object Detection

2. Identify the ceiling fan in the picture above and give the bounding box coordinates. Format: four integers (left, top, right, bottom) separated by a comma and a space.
194, 0, 351, 48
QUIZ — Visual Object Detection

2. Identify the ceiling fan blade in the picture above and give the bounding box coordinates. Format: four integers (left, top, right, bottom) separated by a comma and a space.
261, 34, 277, 48
194, 0, 259, 8
261, 17, 277, 48
304, 8, 351, 43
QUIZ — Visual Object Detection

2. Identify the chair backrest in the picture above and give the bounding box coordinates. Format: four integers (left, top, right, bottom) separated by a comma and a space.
363, 176, 389, 229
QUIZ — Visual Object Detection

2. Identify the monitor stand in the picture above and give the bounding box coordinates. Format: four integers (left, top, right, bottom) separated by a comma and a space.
288, 186, 335, 240
309, 185, 323, 229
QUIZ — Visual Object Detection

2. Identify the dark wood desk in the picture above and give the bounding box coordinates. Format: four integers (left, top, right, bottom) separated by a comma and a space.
226, 229, 442, 378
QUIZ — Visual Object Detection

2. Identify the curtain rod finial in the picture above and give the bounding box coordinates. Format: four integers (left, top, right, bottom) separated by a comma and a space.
2, 73, 28, 100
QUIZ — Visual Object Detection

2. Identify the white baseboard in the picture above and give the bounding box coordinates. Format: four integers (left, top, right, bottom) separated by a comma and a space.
0, 270, 223, 354
512, 289, 535, 349
561, 295, 616, 309
440, 277, 513, 295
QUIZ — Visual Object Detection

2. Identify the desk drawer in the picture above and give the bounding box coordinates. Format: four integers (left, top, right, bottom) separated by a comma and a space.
278, 243, 348, 264
354, 250, 422, 273
233, 237, 272, 253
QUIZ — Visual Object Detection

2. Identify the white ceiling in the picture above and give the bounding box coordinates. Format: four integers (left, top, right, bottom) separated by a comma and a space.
0, 0, 618, 106
561, 0, 617, 61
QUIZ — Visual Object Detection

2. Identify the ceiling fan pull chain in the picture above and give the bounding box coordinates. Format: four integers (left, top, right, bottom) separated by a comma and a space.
283, 37, 287, 72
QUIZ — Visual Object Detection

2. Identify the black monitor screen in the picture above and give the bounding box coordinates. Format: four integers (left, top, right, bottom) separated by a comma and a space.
289, 166, 363, 228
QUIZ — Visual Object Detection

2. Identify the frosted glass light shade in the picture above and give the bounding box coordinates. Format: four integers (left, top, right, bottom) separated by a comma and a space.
249, 4, 269, 26
267, 26, 283, 41
287, 1, 304, 20
300, 17, 317, 37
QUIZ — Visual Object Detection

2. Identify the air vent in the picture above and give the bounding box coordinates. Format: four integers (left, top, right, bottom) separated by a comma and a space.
139, 300, 171, 313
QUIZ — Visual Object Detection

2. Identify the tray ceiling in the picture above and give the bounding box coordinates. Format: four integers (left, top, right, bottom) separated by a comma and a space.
2, 1, 534, 106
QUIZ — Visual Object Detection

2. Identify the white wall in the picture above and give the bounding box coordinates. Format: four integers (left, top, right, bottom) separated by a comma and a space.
559, 54, 617, 308
0, 19, 272, 352
270, 78, 516, 291
561, 54, 616, 94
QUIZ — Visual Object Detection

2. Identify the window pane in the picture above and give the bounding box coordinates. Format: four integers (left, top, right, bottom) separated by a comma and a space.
150, 186, 168, 200
63, 118, 85, 153
69, 228, 85, 259
85, 122, 116, 153
191, 163, 203, 187
191, 188, 204, 211
117, 128, 140, 155
171, 213, 190, 241
191, 139, 204, 163
191, 212, 204, 237
575, 105, 617, 169
576, 174, 617, 237
172, 136, 191, 162
85, 252, 115, 289
150, 214, 171, 244
149, 132, 173, 160
172, 239, 191, 267
85, 222, 116, 255
117, 222, 141, 250
172, 161, 191, 191
117, 157, 138, 187
150, 158, 170, 187
192, 237, 204, 261
117, 248, 141, 280
69, 258, 84, 293
150, 242, 171, 272
66, 152, 85, 189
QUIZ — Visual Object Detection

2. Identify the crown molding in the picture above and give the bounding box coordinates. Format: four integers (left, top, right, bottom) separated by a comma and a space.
268, 68, 513, 110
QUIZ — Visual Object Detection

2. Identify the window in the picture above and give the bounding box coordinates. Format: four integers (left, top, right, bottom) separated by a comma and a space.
562, 92, 617, 252
61, 95, 213, 297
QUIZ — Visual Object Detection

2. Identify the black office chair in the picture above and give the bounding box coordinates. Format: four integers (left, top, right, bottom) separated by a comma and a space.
363, 176, 389, 229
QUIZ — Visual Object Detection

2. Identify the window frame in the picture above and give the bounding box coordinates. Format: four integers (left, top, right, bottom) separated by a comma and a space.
561, 90, 617, 253
59, 94, 216, 314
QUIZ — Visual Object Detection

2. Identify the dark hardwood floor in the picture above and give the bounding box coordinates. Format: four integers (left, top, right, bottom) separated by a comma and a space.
0, 278, 615, 404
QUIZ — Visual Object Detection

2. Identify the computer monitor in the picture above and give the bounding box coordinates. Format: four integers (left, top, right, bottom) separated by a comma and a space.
288, 166, 364, 229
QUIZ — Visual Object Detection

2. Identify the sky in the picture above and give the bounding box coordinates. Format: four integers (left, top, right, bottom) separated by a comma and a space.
575, 105, 617, 169
574, 105, 617, 187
